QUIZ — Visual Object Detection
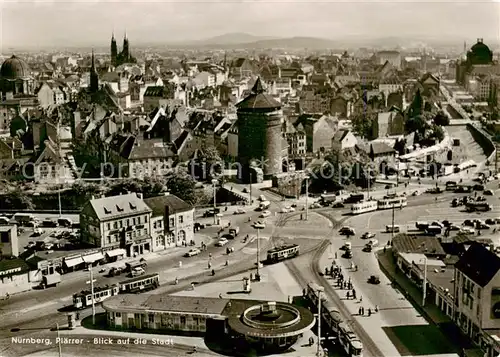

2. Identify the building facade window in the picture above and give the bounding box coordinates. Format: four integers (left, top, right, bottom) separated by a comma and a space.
179, 215, 184, 224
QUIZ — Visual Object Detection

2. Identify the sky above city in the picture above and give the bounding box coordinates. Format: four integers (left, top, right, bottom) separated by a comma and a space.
1, 0, 500, 49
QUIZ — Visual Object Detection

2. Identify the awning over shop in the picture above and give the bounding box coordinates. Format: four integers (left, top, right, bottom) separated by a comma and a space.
106, 249, 126, 258
64, 257, 84, 268
82, 252, 105, 263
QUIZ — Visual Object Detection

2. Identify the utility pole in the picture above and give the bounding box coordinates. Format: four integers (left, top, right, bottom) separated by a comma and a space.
86, 267, 96, 325
212, 179, 218, 225
255, 227, 261, 281
56, 323, 62, 357
58, 190, 62, 218
316, 286, 324, 357
367, 170, 371, 199
391, 202, 396, 244
305, 176, 309, 220
249, 171, 253, 205
422, 257, 428, 307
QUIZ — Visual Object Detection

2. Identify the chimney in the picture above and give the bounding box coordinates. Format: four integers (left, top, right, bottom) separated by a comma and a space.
137, 193, 143, 199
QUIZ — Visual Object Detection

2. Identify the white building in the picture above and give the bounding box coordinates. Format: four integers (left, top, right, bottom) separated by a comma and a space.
79, 193, 153, 257
144, 193, 196, 250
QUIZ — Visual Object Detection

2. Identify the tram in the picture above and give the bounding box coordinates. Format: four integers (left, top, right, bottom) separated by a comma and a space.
351, 200, 378, 215
73, 273, 160, 309
265, 244, 299, 264
119, 273, 160, 293
305, 282, 363, 357
377, 196, 407, 210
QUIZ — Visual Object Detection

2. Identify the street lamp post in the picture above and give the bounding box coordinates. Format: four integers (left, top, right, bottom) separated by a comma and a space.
212, 179, 218, 225
390, 202, 396, 245
86, 266, 96, 325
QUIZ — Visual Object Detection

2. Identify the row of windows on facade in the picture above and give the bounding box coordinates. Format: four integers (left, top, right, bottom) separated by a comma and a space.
110, 311, 206, 326
155, 231, 186, 246
105, 215, 150, 231
107, 228, 148, 244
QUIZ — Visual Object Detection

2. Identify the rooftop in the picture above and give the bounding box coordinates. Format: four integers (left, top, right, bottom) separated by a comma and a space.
84, 193, 152, 221
103, 294, 230, 316
455, 242, 500, 287
144, 193, 193, 217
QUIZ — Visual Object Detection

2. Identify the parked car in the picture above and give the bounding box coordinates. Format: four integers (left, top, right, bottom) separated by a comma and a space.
367, 239, 379, 247
253, 221, 266, 229
368, 275, 381, 284
310, 202, 322, 209
463, 219, 475, 227
42, 219, 58, 227
259, 210, 271, 218
333, 202, 345, 208
234, 208, 246, 215
363, 244, 373, 252
109, 266, 125, 277
26, 241, 36, 249
485, 190, 494, 196
216, 238, 229, 247
33, 227, 43, 236
184, 248, 201, 257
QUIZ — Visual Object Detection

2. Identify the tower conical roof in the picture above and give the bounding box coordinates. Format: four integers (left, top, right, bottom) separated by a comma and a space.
236, 77, 281, 111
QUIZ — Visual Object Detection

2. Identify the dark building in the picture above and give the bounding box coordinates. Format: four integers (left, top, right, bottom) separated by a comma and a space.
456, 38, 494, 84
236, 77, 283, 181
0, 55, 35, 99
111, 33, 136, 66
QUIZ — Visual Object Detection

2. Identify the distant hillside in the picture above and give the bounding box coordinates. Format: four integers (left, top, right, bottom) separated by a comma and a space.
195, 32, 276, 45
170, 36, 338, 50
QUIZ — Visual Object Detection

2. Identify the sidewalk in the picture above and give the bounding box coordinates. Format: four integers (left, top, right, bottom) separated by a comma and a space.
377, 249, 483, 357
318, 249, 402, 357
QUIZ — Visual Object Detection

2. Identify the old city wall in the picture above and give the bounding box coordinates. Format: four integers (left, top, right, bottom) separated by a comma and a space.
466, 123, 496, 163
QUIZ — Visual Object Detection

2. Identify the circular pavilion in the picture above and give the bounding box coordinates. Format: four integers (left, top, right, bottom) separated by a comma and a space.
227, 301, 315, 353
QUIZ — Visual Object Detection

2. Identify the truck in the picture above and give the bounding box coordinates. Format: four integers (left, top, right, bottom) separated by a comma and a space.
39, 273, 61, 289
13, 213, 35, 226
125, 259, 147, 272
344, 193, 364, 204
229, 226, 240, 237
258, 201, 271, 211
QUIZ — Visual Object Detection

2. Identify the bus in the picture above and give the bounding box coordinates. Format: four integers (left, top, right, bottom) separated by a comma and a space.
377, 196, 407, 210
466, 202, 492, 212
351, 200, 378, 215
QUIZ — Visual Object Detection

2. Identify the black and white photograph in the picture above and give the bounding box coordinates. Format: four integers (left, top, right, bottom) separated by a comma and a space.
0, 0, 500, 356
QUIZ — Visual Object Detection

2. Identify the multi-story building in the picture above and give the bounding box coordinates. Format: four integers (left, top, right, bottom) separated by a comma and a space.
144, 193, 196, 250
298, 91, 330, 114
79, 193, 153, 257
454, 242, 500, 356
293, 114, 338, 154
0, 225, 18, 257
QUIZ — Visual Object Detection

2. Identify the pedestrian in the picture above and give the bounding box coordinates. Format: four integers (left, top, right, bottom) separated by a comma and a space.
325, 267, 328, 275
309, 336, 314, 346
191, 283, 195, 290
352, 289, 356, 300
219, 293, 223, 298
360, 296, 363, 302
375, 305, 379, 312
175, 277, 179, 285
358, 307, 362, 315
361, 307, 364, 315
335, 252, 337, 259
225, 260, 229, 266
76, 312, 80, 320
212, 269, 215, 276
368, 308, 372, 317
208, 262, 212, 269
346, 291, 350, 299
383, 246, 386, 253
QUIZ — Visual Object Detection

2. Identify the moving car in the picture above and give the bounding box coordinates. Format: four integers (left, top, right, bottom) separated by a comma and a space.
253, 221, 266, 229
216, 238, 229, 247
184, 248, 201, 257
368, 275, 381, 284
484, 190, 494, 196
234, 208, 246, 215
339, 226, 355, 236
131, 267, 145, 277
361, 232, 375, 239
26, 241, 36, 249
367, 239, 379, 247
259, 210, 271, 218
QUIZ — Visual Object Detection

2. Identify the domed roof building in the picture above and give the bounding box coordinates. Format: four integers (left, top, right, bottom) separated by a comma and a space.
467, 38, 493, 65
0, 55, 35, 97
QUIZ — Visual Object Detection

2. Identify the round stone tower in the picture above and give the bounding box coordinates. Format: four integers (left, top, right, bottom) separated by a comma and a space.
237, 77, 283, 181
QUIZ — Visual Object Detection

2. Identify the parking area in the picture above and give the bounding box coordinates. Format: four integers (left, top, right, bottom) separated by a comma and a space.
17, 226, 80, 253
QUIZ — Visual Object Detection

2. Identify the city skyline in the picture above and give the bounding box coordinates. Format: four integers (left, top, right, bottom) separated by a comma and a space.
1, 0, 500, 49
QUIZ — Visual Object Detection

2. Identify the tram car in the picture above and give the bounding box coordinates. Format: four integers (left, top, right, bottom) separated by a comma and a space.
338, 322, 363, 357
305, 282, 364, 357
119, 273, 160, 294
72, 273, 160, 309
377, 196, 407, 210
265, 244, 299, 264
73, 284, 119, 309
351, 200, 378, 215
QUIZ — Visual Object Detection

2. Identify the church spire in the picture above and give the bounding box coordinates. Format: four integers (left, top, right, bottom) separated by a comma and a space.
90, 49, 99, 93
251, 77, 265, 94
